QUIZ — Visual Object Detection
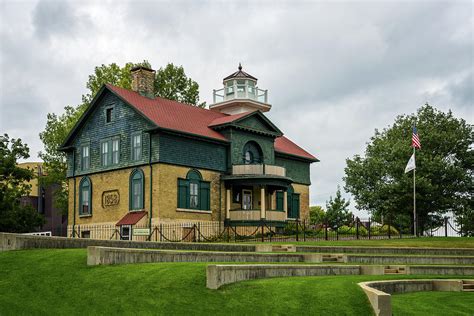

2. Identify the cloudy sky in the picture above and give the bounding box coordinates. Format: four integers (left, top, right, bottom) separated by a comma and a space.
1, 0, 472, 215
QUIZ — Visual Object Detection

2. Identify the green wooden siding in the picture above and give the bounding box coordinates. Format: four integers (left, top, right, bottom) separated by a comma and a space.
157, 133, 227, 172
235, 115, 275, 133
275, 155, 311, 185
220, 128, 275, 168
67, 91, 156, 177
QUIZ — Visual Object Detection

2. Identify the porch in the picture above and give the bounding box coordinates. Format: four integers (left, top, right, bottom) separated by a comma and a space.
223, 170, 300, 226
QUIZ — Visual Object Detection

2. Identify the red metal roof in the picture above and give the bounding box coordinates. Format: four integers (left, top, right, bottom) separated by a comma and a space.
116, 211, 147, 226
106, 84, 317, 161
275, 136, 317, 161
208, 111, 254, 127
107, 84, 228, 141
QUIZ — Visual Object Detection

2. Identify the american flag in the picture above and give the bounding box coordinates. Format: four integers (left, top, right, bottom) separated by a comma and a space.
412, 127, 421, 149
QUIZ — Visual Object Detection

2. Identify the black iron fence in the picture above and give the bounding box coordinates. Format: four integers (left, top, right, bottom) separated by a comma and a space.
68, 216, 467, 242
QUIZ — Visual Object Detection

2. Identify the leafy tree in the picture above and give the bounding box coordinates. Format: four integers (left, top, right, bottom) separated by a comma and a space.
0, 134, 45, 232
325, 187, 352, 228
39, 61, 203, 214
309, 205, 326, 225
344, 104, 473, 234
155, 63, 204, 107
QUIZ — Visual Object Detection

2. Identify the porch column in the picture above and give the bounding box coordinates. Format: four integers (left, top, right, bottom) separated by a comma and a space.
260, 187, 266, 219
283, 191, 288, 220
226, 189, 231, 220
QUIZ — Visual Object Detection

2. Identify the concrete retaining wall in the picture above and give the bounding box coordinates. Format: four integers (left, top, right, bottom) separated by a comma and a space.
359, 279, 466, 316
87, 246, 321, 266
346, 254, 474, 265
206, 264, 361, 289
297, 245, 474, 256
0, 232, 255, 253
407, 265, 474, 275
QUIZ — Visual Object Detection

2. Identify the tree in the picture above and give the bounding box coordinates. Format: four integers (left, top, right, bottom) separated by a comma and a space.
0, 134, 45, 232
309, 205, 326, 225
39, 61, 203, 214
155, 63, 204, 107
344, 104, 473, 234
325, 187, 352, 229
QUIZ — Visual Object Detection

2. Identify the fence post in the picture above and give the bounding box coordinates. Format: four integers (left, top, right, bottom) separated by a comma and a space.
388, 217, 391, 239
444, 217, 448, 237
325, 221, 328, 241
336, 225, 339, 241
296, 220, 299, 242
368, 218, 371, 240
261, 222, 265, 242
227, 226, 230, 243
356, 218, 360, 240
234, 225, 237, 242
197, 223, 201, 242
303, 220, 306, 242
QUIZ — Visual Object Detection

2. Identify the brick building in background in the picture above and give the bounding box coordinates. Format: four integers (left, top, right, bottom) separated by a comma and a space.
18, 162, 67, 236
60, 65, 318, 240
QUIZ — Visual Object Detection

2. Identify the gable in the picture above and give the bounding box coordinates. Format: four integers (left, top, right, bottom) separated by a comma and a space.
209, 111, 282, 137
235, 115, 279, 134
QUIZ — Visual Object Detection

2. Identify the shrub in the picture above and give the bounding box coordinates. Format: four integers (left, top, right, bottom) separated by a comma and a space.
371, 224, 399, 236
337, 225, 368, 236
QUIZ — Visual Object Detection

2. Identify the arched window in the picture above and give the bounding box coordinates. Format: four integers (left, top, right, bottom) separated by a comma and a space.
79, 177, 92, 215
242, 141, 263, 164
130, 169, 144, 210
177, 169, 210, 211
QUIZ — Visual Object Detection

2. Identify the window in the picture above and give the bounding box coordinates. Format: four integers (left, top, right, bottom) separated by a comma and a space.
79, 177, 92, 215
101, 137, 120, 166
112, 139, 120, 164
106, 108, 113, 123
120, 225, 131, 240
225, 81, 234, 95
190, 182, 199, 209
242, 189, 252, 210
81, 231, 91, 239
101, 141, 109, 166
177, 169, 210, 211
242, 141, 263, 164
132, 133, 142, 161
130, 169, 144, 210
81, 145, 90, 170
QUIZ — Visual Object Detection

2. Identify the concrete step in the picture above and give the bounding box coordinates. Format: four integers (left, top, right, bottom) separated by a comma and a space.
462, 284, 474, 290
322, 257, 338, 262
462, 280, 474, 284
384, 269, 399, 274
463, 289, 474, 292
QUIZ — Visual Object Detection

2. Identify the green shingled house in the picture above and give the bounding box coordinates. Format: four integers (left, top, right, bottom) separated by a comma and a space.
61, 65, 318, 240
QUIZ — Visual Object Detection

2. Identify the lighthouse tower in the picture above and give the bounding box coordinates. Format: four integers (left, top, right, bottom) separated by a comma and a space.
209, 64, 271, 115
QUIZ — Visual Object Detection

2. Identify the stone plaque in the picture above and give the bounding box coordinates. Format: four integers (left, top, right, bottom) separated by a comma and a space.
102, 190, 120, 207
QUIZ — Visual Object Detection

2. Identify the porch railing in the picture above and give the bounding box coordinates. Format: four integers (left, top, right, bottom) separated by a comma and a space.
232, 164, 286, 177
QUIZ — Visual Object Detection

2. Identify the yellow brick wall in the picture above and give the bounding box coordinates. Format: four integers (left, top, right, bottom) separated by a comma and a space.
293, 183, 310, 221
68, 166, 152, 226
154, 164, 225, 223
67, 163, 226, 227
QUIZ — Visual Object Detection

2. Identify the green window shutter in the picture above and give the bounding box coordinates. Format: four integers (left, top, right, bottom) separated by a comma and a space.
292, 194, 300, 218
178, 179, 189, 209
276, 191, 284, 211
199, 181, 210, 211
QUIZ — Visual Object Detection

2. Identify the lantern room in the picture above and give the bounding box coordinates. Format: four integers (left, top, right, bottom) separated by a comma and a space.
209, 63, 271, 115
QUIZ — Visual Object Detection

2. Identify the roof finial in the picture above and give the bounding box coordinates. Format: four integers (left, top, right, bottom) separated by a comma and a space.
238, 62, 242, 71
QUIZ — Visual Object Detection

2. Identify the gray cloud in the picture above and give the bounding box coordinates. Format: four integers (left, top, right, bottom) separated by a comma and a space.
0, 0, 472, 214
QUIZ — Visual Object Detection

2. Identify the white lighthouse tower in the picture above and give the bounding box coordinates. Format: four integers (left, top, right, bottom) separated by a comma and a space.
209, 63, 271, 115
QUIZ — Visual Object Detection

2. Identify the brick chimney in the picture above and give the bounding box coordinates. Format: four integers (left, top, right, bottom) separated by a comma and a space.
131, 66, 155, 98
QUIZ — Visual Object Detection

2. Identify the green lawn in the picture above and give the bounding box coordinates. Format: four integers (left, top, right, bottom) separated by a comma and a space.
0, 249, 472, 315
268, 237, 474, 248
392, 291, 474, 316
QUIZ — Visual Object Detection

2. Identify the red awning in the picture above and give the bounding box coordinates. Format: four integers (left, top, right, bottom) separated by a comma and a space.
116, 211, 147, 226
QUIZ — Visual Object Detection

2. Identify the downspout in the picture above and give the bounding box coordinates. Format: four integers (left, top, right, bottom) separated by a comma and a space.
148, 133, 153, 228
72, 149, 76, 237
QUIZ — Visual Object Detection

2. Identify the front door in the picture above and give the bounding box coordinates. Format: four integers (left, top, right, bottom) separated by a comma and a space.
242, 189, 252, 210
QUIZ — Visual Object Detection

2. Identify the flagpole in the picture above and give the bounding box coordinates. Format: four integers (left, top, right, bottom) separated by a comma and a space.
413, 146, 416, 237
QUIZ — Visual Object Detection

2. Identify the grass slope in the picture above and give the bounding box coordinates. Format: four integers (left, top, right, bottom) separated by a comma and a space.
0, 249, 472, 315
